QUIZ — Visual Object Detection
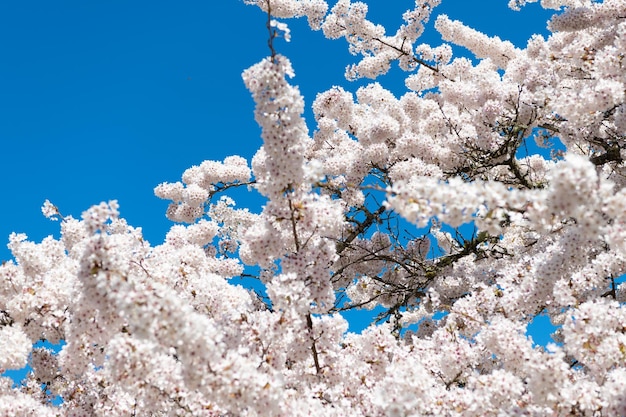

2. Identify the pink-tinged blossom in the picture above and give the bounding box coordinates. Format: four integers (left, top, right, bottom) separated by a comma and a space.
1, 1, 626, 415
0, 325, 31, 370
435, 15, 520, 69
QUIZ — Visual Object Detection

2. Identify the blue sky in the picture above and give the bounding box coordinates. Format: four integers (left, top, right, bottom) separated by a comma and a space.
0, 0, 561, 348
0, 0, 556, 262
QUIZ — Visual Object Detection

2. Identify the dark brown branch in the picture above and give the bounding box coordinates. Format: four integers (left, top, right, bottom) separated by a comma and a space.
288, 197, 301, 252
590, 144, 623, 166
336, 205, 386, 254
265, 0, 277, 59
505, 155, 537, 189
307, 313, 322, 375
372, 37, 449, 79
210, 181, 256, 199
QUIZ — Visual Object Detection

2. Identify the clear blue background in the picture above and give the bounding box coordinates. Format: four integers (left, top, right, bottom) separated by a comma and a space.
0, 0, 554, 260
0, 0, 556, 346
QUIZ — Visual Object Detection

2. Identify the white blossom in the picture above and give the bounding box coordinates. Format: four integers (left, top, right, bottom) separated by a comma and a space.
1, 1, 626, 415
0, 325, 31, 370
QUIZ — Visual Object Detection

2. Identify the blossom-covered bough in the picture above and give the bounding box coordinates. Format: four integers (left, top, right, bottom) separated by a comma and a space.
1, 0, 626, 415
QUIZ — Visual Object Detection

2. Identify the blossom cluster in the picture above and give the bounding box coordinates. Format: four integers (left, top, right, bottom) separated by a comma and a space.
154, 155, 251, 223
1, 0, 626, 415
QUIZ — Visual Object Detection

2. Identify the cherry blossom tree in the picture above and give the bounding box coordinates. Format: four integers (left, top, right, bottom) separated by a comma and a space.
1, 0, 626, 415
